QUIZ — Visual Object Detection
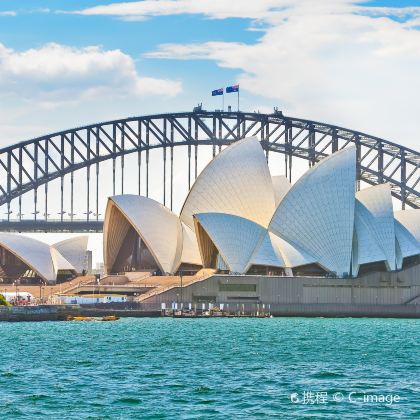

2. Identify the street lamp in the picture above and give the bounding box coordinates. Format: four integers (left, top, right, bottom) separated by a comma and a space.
39, 279, 44, 304
179, 270, 183, 308
13, 280, 17, 304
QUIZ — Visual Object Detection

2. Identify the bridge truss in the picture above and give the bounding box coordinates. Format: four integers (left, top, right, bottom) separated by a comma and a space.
0, 110, 419, 232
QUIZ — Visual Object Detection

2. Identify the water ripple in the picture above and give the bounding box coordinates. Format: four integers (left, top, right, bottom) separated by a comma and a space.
0, 317, 418, 418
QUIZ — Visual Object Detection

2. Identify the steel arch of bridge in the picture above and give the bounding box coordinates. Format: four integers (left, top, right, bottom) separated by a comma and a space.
0, 110, 419, 231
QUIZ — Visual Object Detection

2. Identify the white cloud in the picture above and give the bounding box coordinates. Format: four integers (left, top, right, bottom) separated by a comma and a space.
0, 11, 16, 16
73, 0, 420, 23
0, 41, 183, 148
4, 0, 420, 150
72, 0, 420, 146
359, 6, 420, 18
0, 42, 182, 103
404, 16, 420, 28
73, 0, 291, 20
137, 1, 420, 148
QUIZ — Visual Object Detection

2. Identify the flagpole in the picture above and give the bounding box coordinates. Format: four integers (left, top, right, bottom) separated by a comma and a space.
222, 90, 224, 111
237, 90, 240, 112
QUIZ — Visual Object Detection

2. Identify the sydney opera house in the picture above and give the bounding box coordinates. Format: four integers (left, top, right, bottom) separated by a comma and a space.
1, 136, 419, 294
103, 137, 420, 279
0, 235, 88, 284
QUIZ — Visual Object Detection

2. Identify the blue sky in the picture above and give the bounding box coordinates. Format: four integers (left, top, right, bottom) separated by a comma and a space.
1, 0, 420, 261
0, 10, 244, 96
1, 0, 420, 145
0, 1, 264, 138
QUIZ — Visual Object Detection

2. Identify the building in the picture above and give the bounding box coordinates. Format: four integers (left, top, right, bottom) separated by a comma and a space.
0, 234, 89, 284
85, 250, 93, 274
103, 136, 420, 278
91, 262, 104, 277
57, 294, 127, 305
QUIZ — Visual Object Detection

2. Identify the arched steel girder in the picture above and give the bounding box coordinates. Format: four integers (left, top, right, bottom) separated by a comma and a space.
1, 110, 419, 209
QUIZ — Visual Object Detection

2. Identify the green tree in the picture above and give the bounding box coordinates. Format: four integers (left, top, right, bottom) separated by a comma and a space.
0, 293, 9, 306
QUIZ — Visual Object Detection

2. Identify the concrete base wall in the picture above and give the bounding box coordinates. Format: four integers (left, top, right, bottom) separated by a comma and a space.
144, 264, 420, 309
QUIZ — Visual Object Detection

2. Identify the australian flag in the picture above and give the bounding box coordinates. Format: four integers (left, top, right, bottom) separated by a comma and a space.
212, 88, 224, 96
226, 84, 239, 93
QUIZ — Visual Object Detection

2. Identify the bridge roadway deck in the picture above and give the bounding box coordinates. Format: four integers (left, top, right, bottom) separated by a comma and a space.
0, 219, 103, 232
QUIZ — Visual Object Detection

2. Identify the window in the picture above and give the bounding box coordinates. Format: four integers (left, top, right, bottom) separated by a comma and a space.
219, 283, 256, 292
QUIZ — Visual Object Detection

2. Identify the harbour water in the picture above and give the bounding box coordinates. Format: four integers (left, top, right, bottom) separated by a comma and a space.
0, 318, 418, 419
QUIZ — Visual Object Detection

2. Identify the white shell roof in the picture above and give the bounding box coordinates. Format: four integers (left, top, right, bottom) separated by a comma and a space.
249, 231, 285, 268
270, 233, 317, 268
99, 138, 419, 278
194, 212, 317, 272
353, 203, 387, 266
194, 213, 267, 274
394, 210, 420, 243
180, 137, 275, 229
356, 184, 396, 270
104, 195, 183, 274
180, 223, 202, 266
394, 220, 420, 261
269, 147, 356, 276
0, 233, 56, 282
272, 176, 291, 206
50, 247, 75, 272
52, 236, 88, 273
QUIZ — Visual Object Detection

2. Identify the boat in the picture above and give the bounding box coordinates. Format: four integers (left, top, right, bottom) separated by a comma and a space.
101, 315, 119, 321
67, 315, 94, 321
66, 315, 119, 321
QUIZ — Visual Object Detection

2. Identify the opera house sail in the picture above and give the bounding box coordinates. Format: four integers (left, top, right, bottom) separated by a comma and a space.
103, 137, 420, 278
0, 234, 88, 284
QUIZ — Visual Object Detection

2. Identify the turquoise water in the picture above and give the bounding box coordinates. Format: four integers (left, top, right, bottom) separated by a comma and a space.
0, 318, 418, 419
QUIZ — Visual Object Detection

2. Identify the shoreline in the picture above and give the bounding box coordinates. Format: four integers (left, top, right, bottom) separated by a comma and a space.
1, 303, 419, 322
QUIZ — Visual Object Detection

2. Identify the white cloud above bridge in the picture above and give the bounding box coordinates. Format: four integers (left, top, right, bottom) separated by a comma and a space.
140, 1, 420, 147
0, 42, 181, 101
72, 0, 291, 20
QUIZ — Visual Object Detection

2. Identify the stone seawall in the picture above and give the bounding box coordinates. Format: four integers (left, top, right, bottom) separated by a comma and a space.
0, 305, 79, 322
0, 302, 419, 319
269, 303, 420, 318
80, 302, 420, 318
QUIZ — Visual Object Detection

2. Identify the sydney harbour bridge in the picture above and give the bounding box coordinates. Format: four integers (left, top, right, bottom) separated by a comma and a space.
0, 108, 419, 233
